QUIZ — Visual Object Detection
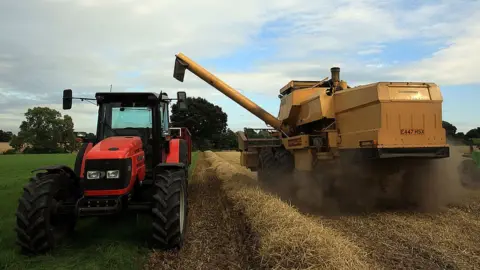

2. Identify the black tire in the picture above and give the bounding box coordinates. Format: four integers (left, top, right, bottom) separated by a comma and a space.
274, 147, 294, 173
15, 172, 78, 254
258, 147, 276, 182
178, 139, 189, 189
151, 168, 188, 250
258, 147, 294, 182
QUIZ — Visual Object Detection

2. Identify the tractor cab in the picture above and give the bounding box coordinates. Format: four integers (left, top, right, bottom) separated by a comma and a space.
93, 92, 172, 174
63, 90, 188, 177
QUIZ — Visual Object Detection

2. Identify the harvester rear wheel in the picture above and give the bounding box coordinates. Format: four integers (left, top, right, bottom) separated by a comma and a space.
15, 172, 78, 254
274, 148, 295, 173
151, 168, 188, 250
258, 147, 276, 182
258, 147, 294, 183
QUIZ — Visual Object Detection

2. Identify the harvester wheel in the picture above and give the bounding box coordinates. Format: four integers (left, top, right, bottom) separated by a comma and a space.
274, 148, 294, 173
151, 168, 188, 250
258, 147, 276, 182
15, 172, 78, 254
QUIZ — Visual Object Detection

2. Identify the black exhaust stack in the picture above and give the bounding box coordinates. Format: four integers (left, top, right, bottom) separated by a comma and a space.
331, 67, 340, 83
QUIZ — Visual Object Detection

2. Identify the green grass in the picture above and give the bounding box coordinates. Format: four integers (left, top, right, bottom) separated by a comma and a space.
0, 152, 198, 270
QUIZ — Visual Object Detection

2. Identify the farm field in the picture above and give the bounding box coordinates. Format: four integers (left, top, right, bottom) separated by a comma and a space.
0, 153, 198, 270
209, 151, 480, 269
0, 142, 12, 152
2, 149, 480, 269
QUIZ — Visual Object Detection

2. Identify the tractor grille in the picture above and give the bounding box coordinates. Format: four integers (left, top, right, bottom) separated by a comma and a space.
83, 158, 132, 190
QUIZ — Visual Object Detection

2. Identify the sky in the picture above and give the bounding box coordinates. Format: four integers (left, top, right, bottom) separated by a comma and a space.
0, 0, 479, 134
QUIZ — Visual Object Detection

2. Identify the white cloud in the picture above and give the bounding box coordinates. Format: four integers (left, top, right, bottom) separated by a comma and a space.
390, 20, 480, 85
1, 0, 479, 133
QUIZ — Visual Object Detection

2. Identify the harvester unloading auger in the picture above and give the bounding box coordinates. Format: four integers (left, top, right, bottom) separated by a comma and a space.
173, 53, 451, 211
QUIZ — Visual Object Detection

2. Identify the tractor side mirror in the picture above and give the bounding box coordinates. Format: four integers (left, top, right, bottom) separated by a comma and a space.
63, 89, 72, 110
177, 91, 187, 111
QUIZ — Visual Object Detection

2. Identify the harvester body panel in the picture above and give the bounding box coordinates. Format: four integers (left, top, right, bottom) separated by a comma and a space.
334, 82, 447, 150
278, 86, 335, 126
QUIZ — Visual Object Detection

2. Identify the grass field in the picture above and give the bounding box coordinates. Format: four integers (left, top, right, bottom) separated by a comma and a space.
0, 152, 198, 270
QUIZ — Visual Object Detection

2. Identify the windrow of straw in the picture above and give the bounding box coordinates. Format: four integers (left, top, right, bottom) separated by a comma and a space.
203, 151, 374, 270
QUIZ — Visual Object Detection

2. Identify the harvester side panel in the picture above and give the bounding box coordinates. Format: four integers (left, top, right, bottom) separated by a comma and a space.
334, 83, 381, 149
334, 82, 447, 150
296, 88, 335, 125
278, 87, 335, 126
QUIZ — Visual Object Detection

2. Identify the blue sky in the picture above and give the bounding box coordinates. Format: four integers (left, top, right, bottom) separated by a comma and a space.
0, 0, 479, 134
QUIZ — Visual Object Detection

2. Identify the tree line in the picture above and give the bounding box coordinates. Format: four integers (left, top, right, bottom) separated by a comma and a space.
1, 97, 244, 154
2, 98, 476, 155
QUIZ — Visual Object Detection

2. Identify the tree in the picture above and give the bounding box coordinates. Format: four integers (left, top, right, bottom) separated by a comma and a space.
9, 134, 24, 151
61, 115, 78, 153
170, 97, 228, 150
213, 128, 238, 150
466, 127, 480, 139
0, 130, 13, 142
15, 107, 77, 153
442, 121, 457, 136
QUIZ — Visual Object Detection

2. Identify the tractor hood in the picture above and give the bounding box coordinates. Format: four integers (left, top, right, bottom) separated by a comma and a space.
85, 136, 143, 159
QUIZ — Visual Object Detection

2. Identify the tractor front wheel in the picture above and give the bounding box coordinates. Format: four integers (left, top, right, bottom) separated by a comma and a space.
15, 172, 78, 254
151, 168, 188, 250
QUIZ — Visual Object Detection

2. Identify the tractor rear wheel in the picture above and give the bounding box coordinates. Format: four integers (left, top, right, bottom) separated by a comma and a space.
151, 168, 188, 250
15, 172, 78, 254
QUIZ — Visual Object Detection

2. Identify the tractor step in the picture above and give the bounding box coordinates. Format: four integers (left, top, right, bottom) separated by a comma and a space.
76, 196, 123, 217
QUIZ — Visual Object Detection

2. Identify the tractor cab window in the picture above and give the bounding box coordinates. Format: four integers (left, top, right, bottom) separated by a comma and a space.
111, 107, 152, 129
100, 103, 154, 141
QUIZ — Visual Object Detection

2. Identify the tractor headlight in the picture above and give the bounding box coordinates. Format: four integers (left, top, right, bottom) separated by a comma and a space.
87, 171, 101, 179
106, 170, 120, 179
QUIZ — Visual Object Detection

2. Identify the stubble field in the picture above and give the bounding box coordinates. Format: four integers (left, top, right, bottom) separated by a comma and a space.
1, 149, 480, 269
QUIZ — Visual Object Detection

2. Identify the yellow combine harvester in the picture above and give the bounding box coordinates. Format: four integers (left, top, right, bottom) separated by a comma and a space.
173, 53, 450, 210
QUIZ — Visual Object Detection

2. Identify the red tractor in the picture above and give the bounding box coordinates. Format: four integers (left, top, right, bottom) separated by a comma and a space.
15, 89, 192, 254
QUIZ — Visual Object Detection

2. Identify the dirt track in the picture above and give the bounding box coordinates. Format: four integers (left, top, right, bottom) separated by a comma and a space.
147, 152, 255, 270
149, 151, 480, 270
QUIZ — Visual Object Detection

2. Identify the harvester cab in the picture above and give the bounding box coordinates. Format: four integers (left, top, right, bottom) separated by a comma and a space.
173, 52, 450, 211
15, 89, 192, 255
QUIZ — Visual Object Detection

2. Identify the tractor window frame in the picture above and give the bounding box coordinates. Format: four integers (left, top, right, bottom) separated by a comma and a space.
160, 101, 169, 134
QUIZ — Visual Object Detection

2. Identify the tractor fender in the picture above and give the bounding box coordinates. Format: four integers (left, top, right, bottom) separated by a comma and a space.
153, 163, 187, 183
74, 142, 94, 178
31, 165, 79, 182
155, 163, 186, 170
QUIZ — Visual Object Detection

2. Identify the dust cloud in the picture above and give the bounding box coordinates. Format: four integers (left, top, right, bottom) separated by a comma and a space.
258, 145, 472, 215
